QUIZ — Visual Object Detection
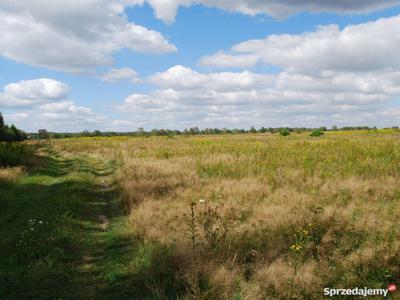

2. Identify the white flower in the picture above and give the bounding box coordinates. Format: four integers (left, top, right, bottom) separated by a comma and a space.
199, 199, 205, 204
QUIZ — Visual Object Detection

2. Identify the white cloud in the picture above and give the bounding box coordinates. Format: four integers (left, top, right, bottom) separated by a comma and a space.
0, 79, 69, 108
0, 78, 107, 132
99, 68, 142, 83
199, 52, 260, 69
39, 101, 92, 114
149, 65, 275, 91
6, 109, 106, 132
142, 0, 400, 23
200, 15, 400, 74
0, 0, 176, 73
114, 65, 400, 129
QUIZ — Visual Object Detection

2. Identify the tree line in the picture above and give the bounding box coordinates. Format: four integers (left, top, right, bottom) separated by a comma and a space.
0, 113, 27, 142
26, 125, 387, 139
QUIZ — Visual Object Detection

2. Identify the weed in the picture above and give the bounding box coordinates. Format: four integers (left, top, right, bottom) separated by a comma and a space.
185, 201, 200, 258
198, 202, 229, 251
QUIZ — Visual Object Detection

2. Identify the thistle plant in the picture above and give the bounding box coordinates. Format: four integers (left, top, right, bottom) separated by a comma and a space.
185, 201, 200, 259
185, 199, 229, 258
198, 203, 229, 251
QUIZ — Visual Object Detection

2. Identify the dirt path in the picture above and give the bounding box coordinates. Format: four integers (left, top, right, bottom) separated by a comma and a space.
46, 150, 122, 299
76, 157, 119, 298
1, 146, 138, 300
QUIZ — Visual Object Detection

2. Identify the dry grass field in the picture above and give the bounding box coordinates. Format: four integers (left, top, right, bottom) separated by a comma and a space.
0, 130, 400, 299
49, 130, 400, 299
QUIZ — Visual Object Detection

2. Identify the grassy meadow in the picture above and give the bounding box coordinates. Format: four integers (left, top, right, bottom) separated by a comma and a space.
1, 130, 400, 299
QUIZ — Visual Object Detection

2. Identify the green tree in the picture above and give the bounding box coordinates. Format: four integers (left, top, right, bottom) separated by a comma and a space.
0, 113, 27, 142
0, 113, 4, 129
0, 113, 5, 141
11, 125, 22, 141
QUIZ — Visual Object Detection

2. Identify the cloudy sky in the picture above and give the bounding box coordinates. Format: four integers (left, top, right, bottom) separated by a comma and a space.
1, 1, 400, 132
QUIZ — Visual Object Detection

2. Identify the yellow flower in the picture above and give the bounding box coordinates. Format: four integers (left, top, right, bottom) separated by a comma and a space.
290, 243, 303, 252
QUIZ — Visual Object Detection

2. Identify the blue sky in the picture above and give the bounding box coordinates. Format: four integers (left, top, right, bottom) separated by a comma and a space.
1, 1, 400, 132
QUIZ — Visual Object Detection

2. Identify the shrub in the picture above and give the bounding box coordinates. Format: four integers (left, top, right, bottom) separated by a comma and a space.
310, 130, 324, 137
280, 129, 290, 136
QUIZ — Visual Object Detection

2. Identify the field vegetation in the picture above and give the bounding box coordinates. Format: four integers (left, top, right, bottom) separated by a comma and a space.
1, 130, 400, 299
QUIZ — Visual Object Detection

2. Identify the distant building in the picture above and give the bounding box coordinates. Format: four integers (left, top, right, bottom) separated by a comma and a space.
38, 129, 49, 139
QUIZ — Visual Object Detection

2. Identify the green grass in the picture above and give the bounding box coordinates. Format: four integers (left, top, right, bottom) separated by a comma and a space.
3, 131, 400, 299
0, 145, 138, 299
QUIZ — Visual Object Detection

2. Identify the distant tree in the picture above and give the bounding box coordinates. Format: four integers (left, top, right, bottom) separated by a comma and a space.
249, 126, 257, 133
188, 127, 200, 135
137, 127, 144, 135
81, 130, 91, 137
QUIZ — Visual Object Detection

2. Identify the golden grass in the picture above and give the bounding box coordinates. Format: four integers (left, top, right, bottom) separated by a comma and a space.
51, 131, 400, 299
0, 167, 25, 183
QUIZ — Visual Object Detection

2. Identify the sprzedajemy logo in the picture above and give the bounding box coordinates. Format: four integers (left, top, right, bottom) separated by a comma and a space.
324, 284, 397, 297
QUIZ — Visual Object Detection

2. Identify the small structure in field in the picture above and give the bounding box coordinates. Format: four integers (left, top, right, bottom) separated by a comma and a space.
38, 129, 49, 140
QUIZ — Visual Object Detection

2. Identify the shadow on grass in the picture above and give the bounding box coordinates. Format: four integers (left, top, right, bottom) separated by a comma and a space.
0, 144, 185, 300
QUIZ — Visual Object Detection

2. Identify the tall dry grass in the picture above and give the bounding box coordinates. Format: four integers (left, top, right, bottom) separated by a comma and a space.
53, 132, 400, 299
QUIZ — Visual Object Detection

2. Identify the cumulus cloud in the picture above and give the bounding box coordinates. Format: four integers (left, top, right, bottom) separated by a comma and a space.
6, 108, 106, 132
200, 15, 400, 74
0, 0, 176, 73
99, 68, 142, 83
149, 65, 275, 91
114, 65, 400, 129
199, 52, 260, 69
0, 79, 69, 108
0, 78, 107, 132
142, 0, 400, 23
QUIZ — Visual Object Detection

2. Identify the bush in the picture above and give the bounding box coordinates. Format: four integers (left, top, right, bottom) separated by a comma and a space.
280, 129, 290, 136
310, 130, 324, 137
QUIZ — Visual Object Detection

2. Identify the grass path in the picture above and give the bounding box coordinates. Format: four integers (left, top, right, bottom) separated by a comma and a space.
0, 146, 136, 299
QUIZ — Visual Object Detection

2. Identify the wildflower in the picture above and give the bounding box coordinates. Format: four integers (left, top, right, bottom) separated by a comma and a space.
199, 199, 206, 204
290, 243, 303, 252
